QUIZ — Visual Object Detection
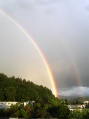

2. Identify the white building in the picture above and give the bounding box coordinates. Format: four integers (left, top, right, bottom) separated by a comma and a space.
0, 101, 35, 109
68, 104, 85, 111
0, 102, 18, 109
84, 101, 89, 104
68, 105, 78, 111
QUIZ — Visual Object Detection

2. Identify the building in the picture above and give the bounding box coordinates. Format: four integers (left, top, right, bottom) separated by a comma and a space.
68, 104, 85, 111
0, 101, 35, 109
0, 102, 18, 109
68, 105, 78, 111
84, 101, 89, 104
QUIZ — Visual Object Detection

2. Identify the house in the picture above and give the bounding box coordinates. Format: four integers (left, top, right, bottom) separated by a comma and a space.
68, 104, 85, 111
0, 102, 18, 109
0, 101, 35, 109
84, 101, 89, 104
77, 104, 85, 109
68, 105, 78, 111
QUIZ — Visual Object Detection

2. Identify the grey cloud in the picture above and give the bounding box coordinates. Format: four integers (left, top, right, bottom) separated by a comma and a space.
55, 66, 79, 89
59, 86, 89, 96
0, 0, 89, 95
85, 5, 89, 12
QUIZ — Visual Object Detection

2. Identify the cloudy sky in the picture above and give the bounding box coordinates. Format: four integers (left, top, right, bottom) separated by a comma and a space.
0, 0, 89, 96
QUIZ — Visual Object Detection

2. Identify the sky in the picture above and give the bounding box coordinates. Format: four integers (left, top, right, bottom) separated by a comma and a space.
0, 0, 89, 96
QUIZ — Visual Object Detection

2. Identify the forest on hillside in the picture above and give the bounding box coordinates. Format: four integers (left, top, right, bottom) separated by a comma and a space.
1, 73, 89, 118
0, 73, 57, 103
0, 73, 70, 118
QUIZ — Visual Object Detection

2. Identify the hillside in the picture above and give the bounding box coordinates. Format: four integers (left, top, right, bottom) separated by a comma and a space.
0, 73, 57, 104
0, 73, 71, 118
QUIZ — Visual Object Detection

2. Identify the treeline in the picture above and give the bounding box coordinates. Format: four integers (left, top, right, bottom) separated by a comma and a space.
0, 73, 56, 103
0, 103, 70, 118
1, 73, 89, 118
64, 98, 84, 105
0, 73, 70, 118
1, 103, 89, 119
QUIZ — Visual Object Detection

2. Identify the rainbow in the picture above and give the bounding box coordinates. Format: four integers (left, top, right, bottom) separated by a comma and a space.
67, 47, 81, 88
71, 63, 80, 87
0, 10, 58, 97
61, 39, 82, 95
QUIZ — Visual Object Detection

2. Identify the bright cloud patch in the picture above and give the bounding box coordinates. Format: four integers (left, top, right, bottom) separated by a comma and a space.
59, 86, 89, 96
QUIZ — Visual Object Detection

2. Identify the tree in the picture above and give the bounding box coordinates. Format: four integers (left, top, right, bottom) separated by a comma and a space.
4, 87, 16, 101
48, 104, 70, 119
32, 102, 49, 118
65, 98, 68, 105
17, 108, 28, 118
24, 105, 33, 118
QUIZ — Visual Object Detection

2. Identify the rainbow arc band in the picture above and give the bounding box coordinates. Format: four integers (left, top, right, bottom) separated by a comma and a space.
0, 10, 58, 97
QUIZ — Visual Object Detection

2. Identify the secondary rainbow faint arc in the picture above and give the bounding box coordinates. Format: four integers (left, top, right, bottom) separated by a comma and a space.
64, 41, 81, 87
0, 10, 58, 97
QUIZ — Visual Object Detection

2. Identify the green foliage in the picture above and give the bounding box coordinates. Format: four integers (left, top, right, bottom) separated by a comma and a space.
85, 103, 89, 108
1, 72, 89, 118
0, 73, 55, 103
69, 109, 89, 119
48, 104, 70, 119
16, 108, 28, 118
65, 98, 68, 105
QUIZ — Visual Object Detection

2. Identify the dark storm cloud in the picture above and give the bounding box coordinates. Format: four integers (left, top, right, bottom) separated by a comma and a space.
54, 63, 79, 89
